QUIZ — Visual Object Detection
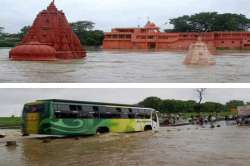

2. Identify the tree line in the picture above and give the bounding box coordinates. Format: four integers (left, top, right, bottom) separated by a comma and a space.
138, 96, 246, 113
0, 21, 104, 47
166, 12, 250, 32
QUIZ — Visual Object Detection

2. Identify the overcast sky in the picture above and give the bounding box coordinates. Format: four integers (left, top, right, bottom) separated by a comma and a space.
1, 0, 249, 33
0, 88, 250, 117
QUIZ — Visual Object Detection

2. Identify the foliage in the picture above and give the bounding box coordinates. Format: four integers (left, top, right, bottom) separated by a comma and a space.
225, 100, 245, 110
0, 27, 4, 34
0, 20, 104, 47
70, 21, 95, 33
19, 26, 31, 39
168, 12, 250, 32
138, 97, 161, 110
139, 97, 246, 114
70, 21, 104, 46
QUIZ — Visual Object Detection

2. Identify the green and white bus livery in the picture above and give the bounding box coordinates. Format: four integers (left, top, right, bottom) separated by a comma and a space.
21, 99, 160, 136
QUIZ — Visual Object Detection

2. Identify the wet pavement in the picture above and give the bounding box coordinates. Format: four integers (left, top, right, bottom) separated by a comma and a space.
0, 124, 250, 166
1, 48, 250, 83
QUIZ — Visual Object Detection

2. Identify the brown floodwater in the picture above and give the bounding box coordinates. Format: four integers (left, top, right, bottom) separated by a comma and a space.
0, 124, 250, 166
1, 48, 250, 83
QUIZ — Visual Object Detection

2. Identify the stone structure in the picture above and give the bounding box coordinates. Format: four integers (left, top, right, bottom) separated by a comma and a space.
10, 0, 86, 61
103, 21, 250, 50
184, 37, 216, 65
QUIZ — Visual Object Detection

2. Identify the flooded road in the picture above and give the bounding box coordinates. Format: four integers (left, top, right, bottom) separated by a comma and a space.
1, 125, 250, 166
1, 48, 250, 83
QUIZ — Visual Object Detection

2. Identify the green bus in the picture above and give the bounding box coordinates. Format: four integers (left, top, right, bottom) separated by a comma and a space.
21, 99, 160, 136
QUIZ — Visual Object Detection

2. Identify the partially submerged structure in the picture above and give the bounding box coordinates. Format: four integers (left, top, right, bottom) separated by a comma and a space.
184, 37, 216, 65
9, 0, 86, 61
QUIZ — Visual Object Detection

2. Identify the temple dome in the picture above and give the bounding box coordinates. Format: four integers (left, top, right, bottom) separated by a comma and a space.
145, 21, 157, 28
9, 41, 57, 61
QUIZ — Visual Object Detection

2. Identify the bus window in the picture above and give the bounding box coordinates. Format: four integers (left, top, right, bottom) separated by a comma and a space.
79, 105, 96, 119
152, 112, 157, 122
135, 109, 145, 119
93, 106, 99, 112
92, 106, 100, 118
69, 105, 82, 111
144, 109, 151, 119
99, 106, 112, 118
120, 108, 129, 119
99, 106, 122, 119
116, 108, 122, 112
54, 104, 79, 119
56, 104, 69, 111
128, 108, 135, 119
24, 104, 45, 113
54, 110, 78, 118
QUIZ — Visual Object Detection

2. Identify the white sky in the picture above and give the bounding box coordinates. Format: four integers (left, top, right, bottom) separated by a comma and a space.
0, 88, 250, 117
1, 0, 249, 33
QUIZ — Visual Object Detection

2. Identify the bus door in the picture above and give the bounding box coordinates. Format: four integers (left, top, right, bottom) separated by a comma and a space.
25, 105, 43, 134
27, 112, 40, 134
152, 111, 159, 130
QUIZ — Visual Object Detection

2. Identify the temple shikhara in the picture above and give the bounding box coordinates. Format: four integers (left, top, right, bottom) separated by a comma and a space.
184, 37, 216, 65
103, 21, 250, 50
10, 0, 86, 61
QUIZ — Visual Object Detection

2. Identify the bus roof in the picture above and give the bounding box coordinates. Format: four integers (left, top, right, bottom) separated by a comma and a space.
32, 99, 154, 110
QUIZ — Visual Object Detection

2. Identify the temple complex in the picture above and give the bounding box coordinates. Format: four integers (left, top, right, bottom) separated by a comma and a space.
10, 0, 86, 61
103, 21, 250, 50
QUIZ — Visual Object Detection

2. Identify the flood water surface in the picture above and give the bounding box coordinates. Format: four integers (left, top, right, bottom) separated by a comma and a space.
1, 48, 250, 82
0, 126, 250, 166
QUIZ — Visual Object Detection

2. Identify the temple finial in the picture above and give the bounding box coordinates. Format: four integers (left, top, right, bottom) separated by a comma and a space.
52, 0, 55, 4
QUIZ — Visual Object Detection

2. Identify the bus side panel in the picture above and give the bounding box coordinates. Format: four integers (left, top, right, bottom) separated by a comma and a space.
38, 101, 53, 135
108, 119, 152, 133
40, 119, 111, 136
39, 118, 153, 136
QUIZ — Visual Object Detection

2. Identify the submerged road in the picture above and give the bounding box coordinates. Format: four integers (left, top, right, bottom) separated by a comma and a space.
0, 124, 249, 166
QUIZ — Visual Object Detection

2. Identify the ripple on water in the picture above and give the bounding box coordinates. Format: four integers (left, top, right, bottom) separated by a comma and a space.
1, 126, 250, 166
1, 48, 250, 82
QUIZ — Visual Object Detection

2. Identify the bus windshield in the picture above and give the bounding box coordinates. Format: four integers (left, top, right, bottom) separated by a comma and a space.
23, 104, 45, 113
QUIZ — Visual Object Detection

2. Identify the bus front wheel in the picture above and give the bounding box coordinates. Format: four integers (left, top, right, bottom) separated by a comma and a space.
96, 127, 110, 135
144, 125, 152, 131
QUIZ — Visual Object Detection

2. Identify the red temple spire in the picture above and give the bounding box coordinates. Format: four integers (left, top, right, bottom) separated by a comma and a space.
9, 1, 86, 61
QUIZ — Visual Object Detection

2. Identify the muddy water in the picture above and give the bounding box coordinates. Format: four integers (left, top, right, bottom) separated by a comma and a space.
0, 125, 250, 166
1, 48, 250, 83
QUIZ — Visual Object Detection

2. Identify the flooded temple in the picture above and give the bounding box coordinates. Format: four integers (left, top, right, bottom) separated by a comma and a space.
184, 37, 216, 65
103, 21, 250, 50
9, 0, 86, 61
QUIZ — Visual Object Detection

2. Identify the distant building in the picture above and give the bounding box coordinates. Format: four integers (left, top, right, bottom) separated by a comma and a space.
103, 21, 250, 50
237, 106, 250, 117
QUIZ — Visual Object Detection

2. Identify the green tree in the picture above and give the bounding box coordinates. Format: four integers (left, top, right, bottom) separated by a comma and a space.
168, 12, 250, 32
0, 27, 4, 35
138, 97, 162, 111
189, 12, 218, 32
226, 100, 245, 111
183, 100, 197, 112
201, 102, 226, 113
71, 21, 95, 34
70, 21, 104, 46
19, 26, 31, 38
169, 15, 192, 32
137, 96, 236, 114
159, 99, 177, 113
